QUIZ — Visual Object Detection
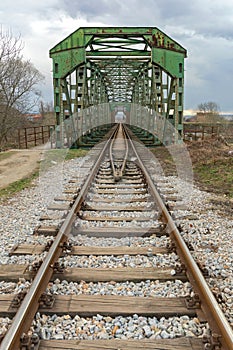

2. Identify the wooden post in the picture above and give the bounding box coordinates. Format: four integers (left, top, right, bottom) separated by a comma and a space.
25, 128, 28, 149
41, 126, 44, 143
18, 129, 21, 149
34, 127, 37, 146
202, 125, 204, 140
211, 126, 214, 138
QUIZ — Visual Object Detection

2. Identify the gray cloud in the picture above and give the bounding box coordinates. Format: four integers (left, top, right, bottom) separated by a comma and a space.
65, 0, 117, 17
1, 0, 233, 112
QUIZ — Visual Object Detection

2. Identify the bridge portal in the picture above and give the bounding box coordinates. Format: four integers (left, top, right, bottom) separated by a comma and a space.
49, 27, 187, 147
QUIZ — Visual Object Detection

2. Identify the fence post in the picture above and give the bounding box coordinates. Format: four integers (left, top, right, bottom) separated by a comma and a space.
18, 129, 20, 149
25, 128, 28, 148
41, 126, 44, 143
34, 127, 36, 146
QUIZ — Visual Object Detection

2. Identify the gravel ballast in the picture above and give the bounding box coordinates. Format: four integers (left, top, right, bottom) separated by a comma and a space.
0, 149, 232, 340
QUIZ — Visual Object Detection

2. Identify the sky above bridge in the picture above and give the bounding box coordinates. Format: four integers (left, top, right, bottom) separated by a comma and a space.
1, 0, 233, 114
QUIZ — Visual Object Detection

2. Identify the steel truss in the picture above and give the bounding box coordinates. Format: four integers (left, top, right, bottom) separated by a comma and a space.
49, 27, 187, 147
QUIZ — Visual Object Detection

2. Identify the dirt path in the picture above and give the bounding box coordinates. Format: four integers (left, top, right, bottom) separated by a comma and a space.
0, 149, 43, 189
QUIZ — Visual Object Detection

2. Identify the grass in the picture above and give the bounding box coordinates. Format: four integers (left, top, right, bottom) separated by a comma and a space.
0, 170, 39, 201
65, 148, 88, 160
195, 158, 233, 198
39, 148, 88, 172
1, 143, 232, 201
150, 143, 233, 199
150, 147, 177, 176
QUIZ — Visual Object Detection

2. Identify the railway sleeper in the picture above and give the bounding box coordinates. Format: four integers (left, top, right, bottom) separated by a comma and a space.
10, 244, 169, 256
88, 196, 152, 203
47, 203, 71, 211
54, 195, 78, 202
96, 178, 144, 184
0, 265, 188, 283
71, 226, 168, 237
94, 183, 147, 189
76, 215, 158, 222
93, 189, 147, 194
33, 225, 60, 236
1, 294, 201, 319
80, 205, 155, 211
37, 338, 205, 350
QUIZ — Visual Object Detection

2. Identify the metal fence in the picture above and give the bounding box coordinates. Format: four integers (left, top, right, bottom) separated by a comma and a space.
18, 125, 55, 148
17, 122, 233, 148
183, 122, 233, 143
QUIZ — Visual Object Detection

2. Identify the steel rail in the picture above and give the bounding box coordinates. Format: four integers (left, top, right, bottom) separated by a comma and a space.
110, 123, 129, 181
109, 122, 120, 175
120, 124, 129, 177
124, 124, 233, 350
2, 124, 232, 349
0, 126, 118, 350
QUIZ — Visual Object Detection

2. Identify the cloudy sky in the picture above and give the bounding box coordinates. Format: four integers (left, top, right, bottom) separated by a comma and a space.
1, 0, 233, 114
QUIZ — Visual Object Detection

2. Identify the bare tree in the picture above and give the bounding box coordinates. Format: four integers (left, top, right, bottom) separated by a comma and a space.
0, 28, 44, 145
197, 101, 220, 114
197, 101, 222, 123
39, 100, 54, 115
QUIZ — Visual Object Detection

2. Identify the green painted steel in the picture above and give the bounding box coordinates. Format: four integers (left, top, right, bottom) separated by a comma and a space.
49, 27, 187, 147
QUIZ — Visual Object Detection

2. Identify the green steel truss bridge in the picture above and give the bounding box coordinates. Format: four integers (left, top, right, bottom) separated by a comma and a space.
49, 27, 187, 147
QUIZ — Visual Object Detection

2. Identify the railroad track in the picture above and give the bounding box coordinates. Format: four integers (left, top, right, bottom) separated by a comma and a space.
0, 123, 232, 350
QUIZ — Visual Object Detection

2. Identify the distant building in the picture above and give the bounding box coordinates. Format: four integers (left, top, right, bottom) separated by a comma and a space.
24, 113, 43, 122
184, 112, 233, 123
221, 114, 233, 121
183, 115, 197, 122
195, 112, 222, 123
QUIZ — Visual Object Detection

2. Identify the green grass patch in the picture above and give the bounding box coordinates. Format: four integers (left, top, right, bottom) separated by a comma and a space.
150, 146, 177, 176
40, 148, 88, 172
0, 170, 39, 201
194, 158, 233, 198
65, 148, 88, 160
150, 144, 233, 198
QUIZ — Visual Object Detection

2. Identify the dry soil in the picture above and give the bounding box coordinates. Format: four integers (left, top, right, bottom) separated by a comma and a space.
0, 149, 43, 189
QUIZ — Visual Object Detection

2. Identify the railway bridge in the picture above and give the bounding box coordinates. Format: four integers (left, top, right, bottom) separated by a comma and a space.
49, 27, 187, 147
